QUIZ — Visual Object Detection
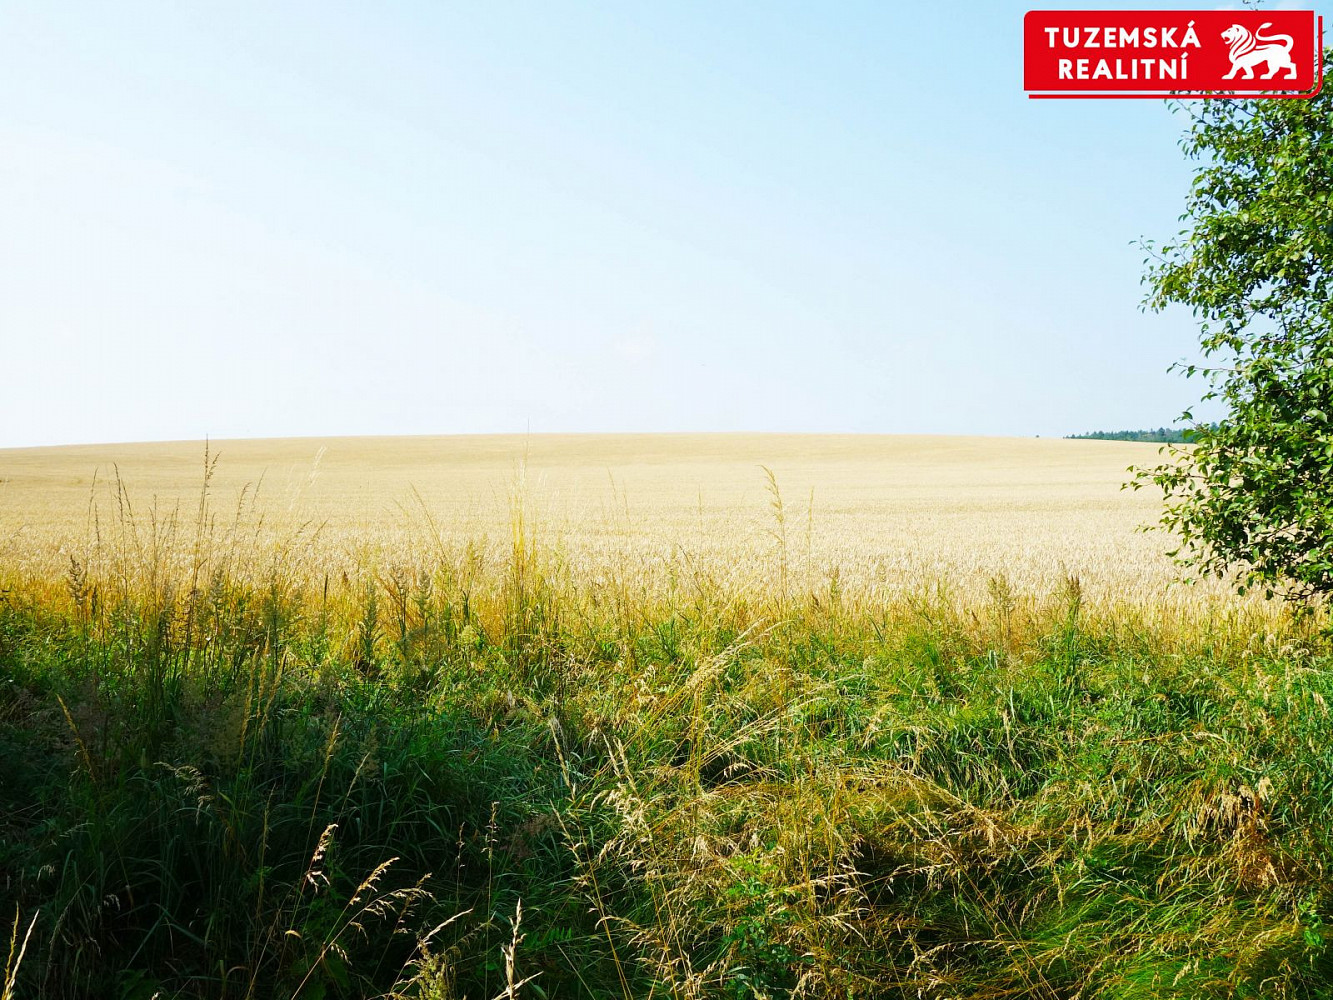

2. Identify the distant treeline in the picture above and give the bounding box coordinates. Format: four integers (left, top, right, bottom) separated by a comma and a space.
1066, 427, 1193, 443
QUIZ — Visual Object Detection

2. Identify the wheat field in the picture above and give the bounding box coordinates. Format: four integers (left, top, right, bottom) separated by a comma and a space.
7, 436, 1330, 1000
0, 433, 1206, 605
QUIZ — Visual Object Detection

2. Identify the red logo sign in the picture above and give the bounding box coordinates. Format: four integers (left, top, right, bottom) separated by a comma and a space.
1024, 10, 1323, 98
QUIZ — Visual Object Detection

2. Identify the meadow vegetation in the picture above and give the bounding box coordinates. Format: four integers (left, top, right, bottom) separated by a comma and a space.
2, 436, 1331, 999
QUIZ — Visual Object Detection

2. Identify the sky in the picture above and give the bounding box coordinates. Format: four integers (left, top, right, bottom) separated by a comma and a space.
0, 1, 1324, 448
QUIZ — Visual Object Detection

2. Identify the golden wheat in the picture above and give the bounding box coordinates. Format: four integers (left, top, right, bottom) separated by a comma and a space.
0, 433, 1239, 609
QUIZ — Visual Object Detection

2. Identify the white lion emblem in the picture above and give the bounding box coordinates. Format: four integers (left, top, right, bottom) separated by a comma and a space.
1221, 22, 1297, 80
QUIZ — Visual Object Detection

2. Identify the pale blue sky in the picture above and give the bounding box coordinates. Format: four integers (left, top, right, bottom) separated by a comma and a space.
1, 2, 1321, 447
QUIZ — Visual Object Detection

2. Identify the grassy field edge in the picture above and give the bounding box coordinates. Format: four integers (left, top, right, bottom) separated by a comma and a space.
3, 533, 1333, 999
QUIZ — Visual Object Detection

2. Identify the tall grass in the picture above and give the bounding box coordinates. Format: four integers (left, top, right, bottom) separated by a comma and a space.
1, 464, 1331, 998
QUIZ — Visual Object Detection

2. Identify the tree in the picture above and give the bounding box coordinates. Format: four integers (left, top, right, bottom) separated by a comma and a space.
1136, 79, 1333, 601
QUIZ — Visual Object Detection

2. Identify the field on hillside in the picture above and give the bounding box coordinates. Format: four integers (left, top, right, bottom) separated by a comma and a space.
0, 433, 1216, 605
5, 435, 1331, 1000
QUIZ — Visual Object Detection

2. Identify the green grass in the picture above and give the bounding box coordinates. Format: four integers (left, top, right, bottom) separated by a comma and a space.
2, 556, 1333, 999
